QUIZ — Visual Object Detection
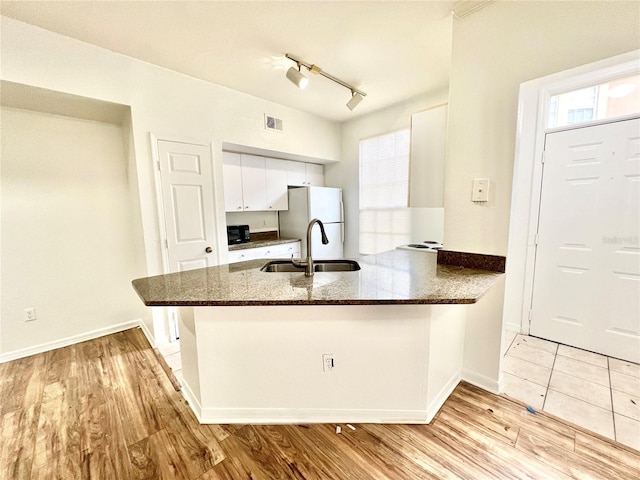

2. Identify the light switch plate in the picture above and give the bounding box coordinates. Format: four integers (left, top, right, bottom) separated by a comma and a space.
472, 178, 490, 202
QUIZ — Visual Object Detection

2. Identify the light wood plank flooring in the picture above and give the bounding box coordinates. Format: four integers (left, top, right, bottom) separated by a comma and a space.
1, 328, 638, 479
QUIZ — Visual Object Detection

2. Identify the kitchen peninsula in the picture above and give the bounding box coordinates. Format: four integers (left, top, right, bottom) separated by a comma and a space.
133, 249, 505, 424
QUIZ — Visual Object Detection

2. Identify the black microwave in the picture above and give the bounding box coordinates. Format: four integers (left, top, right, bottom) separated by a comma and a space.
227, 225, 250, 245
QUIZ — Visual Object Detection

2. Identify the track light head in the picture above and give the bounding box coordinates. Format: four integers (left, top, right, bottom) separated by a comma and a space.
284, 53, 367, 110
286, 64, 308, 90
346, 91, 364, 111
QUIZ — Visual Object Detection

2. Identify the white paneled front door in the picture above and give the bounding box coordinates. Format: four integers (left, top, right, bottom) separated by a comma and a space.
530, 117, 640, 362
156, 140, 217, 273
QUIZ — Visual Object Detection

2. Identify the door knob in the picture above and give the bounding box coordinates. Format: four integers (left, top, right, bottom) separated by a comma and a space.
205, 247, 213, 253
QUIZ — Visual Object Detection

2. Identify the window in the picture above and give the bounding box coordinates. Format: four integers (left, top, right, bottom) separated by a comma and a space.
547, 74, 640, 128
567, 107, 594, 124
359, 129, 411, 254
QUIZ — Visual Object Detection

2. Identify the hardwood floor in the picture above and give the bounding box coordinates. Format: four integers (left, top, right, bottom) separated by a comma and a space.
1, 328, 638, 479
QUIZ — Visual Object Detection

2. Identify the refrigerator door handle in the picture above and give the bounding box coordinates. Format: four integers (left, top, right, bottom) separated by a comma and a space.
341, 222, 344, 243
340, 199, 344, 223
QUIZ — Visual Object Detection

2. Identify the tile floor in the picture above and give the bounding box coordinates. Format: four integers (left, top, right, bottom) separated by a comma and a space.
159, 334, 640, 451
501, 329, 640, 451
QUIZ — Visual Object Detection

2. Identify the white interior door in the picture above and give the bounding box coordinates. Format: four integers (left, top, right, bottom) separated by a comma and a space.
157, 140, 218, 273
530, 117, 640, 362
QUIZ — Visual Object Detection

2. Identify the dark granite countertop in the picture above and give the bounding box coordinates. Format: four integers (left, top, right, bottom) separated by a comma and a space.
228, 237, 301, 251
132, 249, 504, 307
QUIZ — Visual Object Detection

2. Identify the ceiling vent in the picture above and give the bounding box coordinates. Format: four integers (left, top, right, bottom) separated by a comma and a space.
265, 114, 283, 132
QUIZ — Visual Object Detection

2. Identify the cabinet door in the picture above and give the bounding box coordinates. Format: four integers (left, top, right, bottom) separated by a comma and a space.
222, 152, 244, 212
265, 158, 289, 210
228, 249, 256, 264
240, 154, 267, 211
286, 160, 307, 186
306, 163, 324, 186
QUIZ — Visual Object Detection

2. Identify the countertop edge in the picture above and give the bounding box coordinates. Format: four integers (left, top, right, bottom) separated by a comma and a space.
132, 249, 505, 307
228, 237, 301, 251
139, 298, 480, 307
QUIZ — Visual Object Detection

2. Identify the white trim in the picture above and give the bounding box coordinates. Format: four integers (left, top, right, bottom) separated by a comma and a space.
181, 376, 433, 424
426, 371, 461, 423
545, 112, 640, 135
0, 320, 143, 364
196, 407, 432, 425
148, 132, 171, 275
503, 50, 640, 336
180, 377, 204, 422
180, 367, 459, 425
462, 368, 501, 394
504, 321, 521, 334
138, 319, 156, 348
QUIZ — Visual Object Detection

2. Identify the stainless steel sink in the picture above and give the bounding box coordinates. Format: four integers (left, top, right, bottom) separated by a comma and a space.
312, 260, 361, 272
260, 261, 306, 273
261, 260, 361, 273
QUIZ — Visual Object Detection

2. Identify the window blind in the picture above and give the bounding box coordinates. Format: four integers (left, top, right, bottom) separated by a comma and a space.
359, 129, 411, 254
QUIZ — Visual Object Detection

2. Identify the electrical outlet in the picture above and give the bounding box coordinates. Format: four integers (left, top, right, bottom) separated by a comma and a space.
322, 353, 334, 372
24, 307, 36, 322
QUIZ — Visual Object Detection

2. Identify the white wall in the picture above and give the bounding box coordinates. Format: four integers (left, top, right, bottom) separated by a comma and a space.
0, 16, 340, 274
1, 107, 148, 353
0, 16, 340, 349
445, 1, 640, 256
445, 1, 639, 389
327, 89, 449, 257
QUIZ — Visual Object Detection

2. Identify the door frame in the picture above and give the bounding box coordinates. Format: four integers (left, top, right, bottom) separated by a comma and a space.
149, 133, 224, 343
503, 50, 640, 335
150, 133, 224, 273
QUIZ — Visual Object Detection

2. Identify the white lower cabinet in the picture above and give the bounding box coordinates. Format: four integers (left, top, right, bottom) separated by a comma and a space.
228, 241, 301, 264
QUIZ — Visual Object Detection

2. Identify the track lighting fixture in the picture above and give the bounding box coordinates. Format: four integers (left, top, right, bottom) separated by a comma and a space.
285, 53, 367, 111
286, 63, 308, 90
346, 91, 364, 111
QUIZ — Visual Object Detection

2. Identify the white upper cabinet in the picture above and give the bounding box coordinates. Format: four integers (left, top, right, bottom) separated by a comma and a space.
306, 163, 324, 186
265, 158, 288, 210
222, 152, 292, 212
286, 161, 324, 187
222, 151, 244, 212
239, 154, 267, 211
286, 160, 306, 186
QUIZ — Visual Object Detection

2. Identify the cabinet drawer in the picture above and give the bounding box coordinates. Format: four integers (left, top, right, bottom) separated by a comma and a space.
263, 242, 301, 258
227, 241, 301, 264
227, 249, 257, 264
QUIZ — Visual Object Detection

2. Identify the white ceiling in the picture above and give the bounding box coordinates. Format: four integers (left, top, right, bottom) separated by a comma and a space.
0, 1, 456, 122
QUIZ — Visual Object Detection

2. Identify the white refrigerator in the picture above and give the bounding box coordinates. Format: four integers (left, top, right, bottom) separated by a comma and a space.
279, 186, 344, 259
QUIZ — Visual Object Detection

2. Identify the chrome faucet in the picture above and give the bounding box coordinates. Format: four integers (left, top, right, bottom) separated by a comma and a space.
292, 218, 329, 276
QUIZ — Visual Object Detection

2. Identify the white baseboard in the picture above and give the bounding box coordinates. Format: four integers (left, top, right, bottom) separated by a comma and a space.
195, 406, 431, 425
182, 375, 433, 424
0, 319, 143, 364
180, 378, 203, 422
461, 368, 500, 394
138, 320, 156, 348
505, 321, 522, 334
426, 370, 461, 423
180, 368, 460, 426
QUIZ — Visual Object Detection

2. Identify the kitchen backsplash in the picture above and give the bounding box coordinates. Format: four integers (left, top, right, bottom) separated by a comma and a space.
226, 211, 279, 232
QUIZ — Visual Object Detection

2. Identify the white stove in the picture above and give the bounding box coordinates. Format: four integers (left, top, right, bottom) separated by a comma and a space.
396, 241, 443, 253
